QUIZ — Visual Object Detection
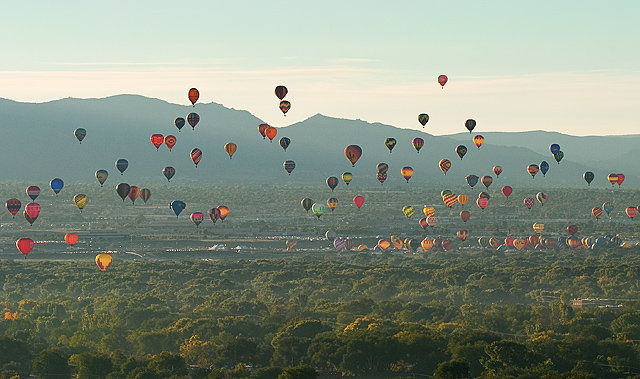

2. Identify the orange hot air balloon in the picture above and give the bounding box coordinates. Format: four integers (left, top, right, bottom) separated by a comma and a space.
438, 75, 448, 88
460, 210, 470, 222
608, 173, 618, 186
128, 186, 140, 204
344, 145, 362, 167
443, 193, 457, 208
473, 135, 484, 149
457, 194, 468, 206
421, 238, 433, 251
265, 126, 277, 142
457, 229, 469, 241
16, 238, 34, 258
439, 159, 451, 175
401, 167, 414, 183
493, 166, 503, 177
64, 233, 79, 245
95, 253, 112, 271
150, 134, 164, 150
164, 135, 176, 151
224, 142, 237, 159
378, 239, 391, 250
188, 88, 199, 106
527, 164, 539, 178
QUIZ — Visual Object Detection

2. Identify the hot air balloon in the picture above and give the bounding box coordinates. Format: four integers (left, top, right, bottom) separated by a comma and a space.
376, 173, 387, 185
465, 175, 479, 188
258, 124, 269, 139
163, 167, 175, 182
527, 164, 539, 178
224, 142, 237, 159
218, 206, 229, 221
524, 197, 535, 210
441, 190, 453, 197
421, 238, 433, 251
418, 113, 429, 127
626, 207, 638, 219
592, 207, 603, 219
443, 193, 457, 208
279, 100, 291, 116
190, 212, 204, 227
5, 199, 21, 218
583, 171, 594, 186
402, 206, 414, 219
479, 191, 490, 200
128, 186, 140, 204
493, 166, 502, 177
540, 161, 549, 176
412, 138, 424, 153
481, 176, 493, 189
140, 189, 151, 204
170, 200, 186, 217
603, 202, 613, 215
74, 128, 86, 144
384, 138, 396, 153
208, 207, 221, 223
342, 172, 353, 185
607, 173, 618, 186
175, 117, 186, 132
458, 194, 469, 206
427, 216, 438, 227
553, 151, 564, 164
472, 135, 484, 149
513, 239, 528, 250
150, 134, 164, 150
95, 170, 108, 187
116, 159, 128, 175
465, 119, 476, 133
265, 126, 277, 142
376, 163, 389, 175
457, 230, 469, 241
188, 88, 199, 106
477, 197, 488, 210
325, 230, 337, 242
275, 85, 288, 100
24, 210, 37, 226
438, 75, 448, 88
401, 167, 414, 183
25, 202, 40, 224
456, 145, 467, 160
95, 253, 112, 271
115, 183, 130, 202
49, 178, 64, 196
73, 194, 88, 211
617, 174, 625, 187
26, 186, 40, 201
65, 233, 78, 245
378, 239, 391, 250
423, 206, 435, 217
439, 159, 451, 175
418, 218, 428, 229
344, 145, 362, 167
301, 198, 314, 213
279, 137, 291, 152
283, 160, 296, 175
353, 195, 365, 209
187, 112, 199, 130
327, 197, 338, 211
536, 192, 547, 206
163, 135, 176, 151
460, 210, 470, 222
326, 177, 339, 191
312, 203, 325, 219
567, 225, 578, 236
190, 148, 202, 167
501, 186, 513, 199
16, 238, 34, 258
550, 144, 560, 155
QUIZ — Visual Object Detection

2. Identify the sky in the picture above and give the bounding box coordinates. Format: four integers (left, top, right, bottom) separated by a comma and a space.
1, 1, 638, 136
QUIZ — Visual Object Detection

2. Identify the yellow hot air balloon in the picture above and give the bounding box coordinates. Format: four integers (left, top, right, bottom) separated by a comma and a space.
378, 239, 391, 250
421, 238, 433, 251
513, 239, 527, 250
392, 238, 404, 250
95, 253, 112, 271
73, 194, 88, 211
353, 244, 368, 251
402, 206, 415, 219
532, 222, 545, 234
423, 206, 435, 217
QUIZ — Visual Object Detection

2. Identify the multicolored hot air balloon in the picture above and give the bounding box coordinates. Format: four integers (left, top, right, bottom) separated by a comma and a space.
584, 171, 594, 186
224, 142, 237, 159
418, 114, 429, 127
402, 206, 414, 219
16, 238, 34, 258
191, 212, 204, 227
140, 188, 151, 203
26, 186, 40, 201
218, 206, 229, 221
473, 135, 484, 149
187, 113, 199, 130
95, 170, 108, 187
439, 159, 451, 175
456, 145, 467, 160
412, 137, 424, 153
465, 175, 479, 188
603, 202, 613, 215
353, 195, 365, 209
208, 207, 221, 223
344, 145, 362, 167
465, 119, 476, 133
115, 183, 130, 202
164, 135, 176, 151
5, 199, 21, 218
151, 134, 164, 150
95, 254, 112, 271
326, 177, 339, 191
493, 166, 502, 177
626, 207, 638, 219
481, 176, 493, 189
592, 207, 603, 219
279, 100, 291, 116
163, 167, 175, 182
527, 164, 539, 178
385, 138, 396, 153
327, 197, 338, 211
190, 148, 202, 167
279, 137, 291, 152
342, 172, 353, 185
74, 128, 86, 144
49, 178, 64, 196
477, 197, 488, 210
188, 88, 199, 106
283, 160, 296, 175
301, 198, 314, 213
175, 117, 185, 132
457, 229, 469, 241
312, 203, 325, 219
275, 85, 288, 100
265, 126, 277, 142
73, 194, 88, 211
116, 159, 128, 175
401, 167, 414, 183
533, 222, 545, 234
258, 124, 269, 139
524, 197, 535, 210
423, 206, 435, 217
438, 75, 448, 88
553, 151, 564, 164
550, 144, 560, 155
536, 192, 547, 206
443, 193, 457, 208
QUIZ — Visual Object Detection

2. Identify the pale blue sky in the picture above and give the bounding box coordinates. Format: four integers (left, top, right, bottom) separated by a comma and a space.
1, 1, 638, 135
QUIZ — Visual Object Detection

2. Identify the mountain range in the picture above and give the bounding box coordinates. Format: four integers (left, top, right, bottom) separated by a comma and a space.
0, 95, 635, 188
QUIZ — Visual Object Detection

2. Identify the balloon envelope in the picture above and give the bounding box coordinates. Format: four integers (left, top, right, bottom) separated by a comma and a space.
344, 145, 362, 167
26, 186, 40, 201
163, 167, 175, 182
74, 128, 86, 143
5, 199, 21, 218
583, 171, 594, 185
353, 195, 365, 208
385, 138, 396, 153
493, 166, 502, 177
116, 159, 128, 175
115, 183, 130, 201
190, 212, 204, 227
170, 200, 186, 217
190, 148, 202, 167
418, 114, 429, 126
140, 189, 151, 203
95, 170, 108, 186
473, 135, 484, 149
188, 88, 199, 106
224, 142, 237, 158
73, 194, 88, 210
412, 137, 424, 153
501, 186, 513, 198
342, 172, 353, 185
16, 238, 34, 257
175, 117, 185, 132
95, 253, 112, 271
438, 75, 448, 87
151, 134, 164, 149
187, 112, 199, 129
50, 178, 64, 195
65, 233, 79, 245
275, 85, 288, 100
465, 119, 476, 133
279, 100, 291, 115
301, 198, 314, 212
279, 137, 291, 151
439, 159, 451, 175
326, 177, 339, 191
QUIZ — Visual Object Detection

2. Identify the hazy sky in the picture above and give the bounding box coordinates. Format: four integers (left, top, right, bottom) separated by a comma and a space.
1, 1, 638, 135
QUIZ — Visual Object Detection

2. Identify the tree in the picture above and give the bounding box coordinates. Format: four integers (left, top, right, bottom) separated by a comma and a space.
147, 352, 188, 378
32, 348, 71, 379
70, 352, 114, 379
433, 359, 470, 379
277, 365, 318, 379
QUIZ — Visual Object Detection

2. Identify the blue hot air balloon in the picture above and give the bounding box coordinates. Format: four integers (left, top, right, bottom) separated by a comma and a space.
540, 161, 549, 176
116, 159, 128, 175
550, 144, 560, 155
49, 178, 64, 196
170, 200, 186, 217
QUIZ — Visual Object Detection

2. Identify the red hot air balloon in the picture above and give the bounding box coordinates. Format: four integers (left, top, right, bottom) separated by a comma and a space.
567, 225, 578, 236
128, 186, 140, 204
150, 134, 164, 150
501, 186, 513, 199
164, 135, 176, 151
190, 212, 205, 227
353, 195, 365, 208
617, 174, 625, 187
16, 238, 34, 258
65, 233, 79, 245
438, 75, 448, 88
26, 186, 40, 201
524, 197, 535, 210
344, 145, 362, 167
476, 197, 488, 210
188, 88, 199, 106
626, 207, 638, 219
412, 138, 424, 153
25, 202, 41, 219
275, 85, 288, 100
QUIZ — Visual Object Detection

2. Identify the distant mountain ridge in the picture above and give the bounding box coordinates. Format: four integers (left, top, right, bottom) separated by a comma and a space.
0, 95, 635, 189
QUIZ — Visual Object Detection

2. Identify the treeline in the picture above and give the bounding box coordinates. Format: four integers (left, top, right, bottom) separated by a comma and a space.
3, 249, 640, 378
